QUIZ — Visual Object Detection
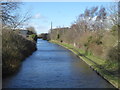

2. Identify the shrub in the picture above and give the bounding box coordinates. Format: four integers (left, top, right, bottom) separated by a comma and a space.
106, 46, 118, 62
57, 34, 60, 40
2, 29, 37, 75
90, 44, 103, 57
29, 34, 37, 41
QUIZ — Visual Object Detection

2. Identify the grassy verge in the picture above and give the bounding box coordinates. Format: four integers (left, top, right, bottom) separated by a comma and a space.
50, 40, 119, 88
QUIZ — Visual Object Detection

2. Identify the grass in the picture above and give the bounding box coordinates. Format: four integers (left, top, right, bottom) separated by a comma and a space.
28, 34, 37, 41
50, 40, 119, 88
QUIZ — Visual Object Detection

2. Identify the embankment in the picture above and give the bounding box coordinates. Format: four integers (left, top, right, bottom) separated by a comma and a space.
50, 40, 119, 88
2, 29, 37, 76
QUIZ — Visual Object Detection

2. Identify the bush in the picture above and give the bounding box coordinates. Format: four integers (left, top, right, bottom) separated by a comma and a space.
2, 29, 37, 75
57, 34, 60, 40
29, 34, 37, 41
106, 46, 118, 62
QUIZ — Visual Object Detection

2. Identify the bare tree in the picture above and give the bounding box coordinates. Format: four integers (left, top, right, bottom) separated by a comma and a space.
96, 6, 107, 30
1, 0, 31, 29
10, 11, 31, 29
108, 2, 118, 26
90, 6, 98, 19
1, 0, 19, 27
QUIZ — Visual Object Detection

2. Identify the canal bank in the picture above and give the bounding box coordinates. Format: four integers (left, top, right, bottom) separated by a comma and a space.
50, 40, 119, 88
2, 29, 37, 76
3, 39, 115, 88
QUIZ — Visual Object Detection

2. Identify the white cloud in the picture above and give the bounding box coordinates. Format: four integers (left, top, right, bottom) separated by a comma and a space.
32, 13, 49, 23
26, 22, 50, 34
33, 13, 42, 19
36, 25, 50, 34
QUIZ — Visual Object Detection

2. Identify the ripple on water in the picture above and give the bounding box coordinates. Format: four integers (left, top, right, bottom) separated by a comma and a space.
3, 39, 114, 88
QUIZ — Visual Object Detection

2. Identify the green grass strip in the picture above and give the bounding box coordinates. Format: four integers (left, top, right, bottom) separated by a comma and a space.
50, 40, 119, 88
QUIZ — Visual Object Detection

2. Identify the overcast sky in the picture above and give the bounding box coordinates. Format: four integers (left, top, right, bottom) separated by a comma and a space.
20, 2, 113, 34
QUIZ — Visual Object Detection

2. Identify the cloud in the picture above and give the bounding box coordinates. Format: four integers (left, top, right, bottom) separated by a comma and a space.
36, 25, 50, 34
26, 22, 50, 34
32, 13, 49, 23
33, 13, 48, 19
33, 13, 42, 19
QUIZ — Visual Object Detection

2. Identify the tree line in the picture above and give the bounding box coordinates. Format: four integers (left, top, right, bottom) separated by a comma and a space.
49, 3, 119, 63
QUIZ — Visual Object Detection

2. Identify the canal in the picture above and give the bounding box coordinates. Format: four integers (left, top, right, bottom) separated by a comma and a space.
2, 39, 114, 88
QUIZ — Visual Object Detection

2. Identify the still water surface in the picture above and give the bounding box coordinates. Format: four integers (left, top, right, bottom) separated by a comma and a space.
3, 39, 114, 88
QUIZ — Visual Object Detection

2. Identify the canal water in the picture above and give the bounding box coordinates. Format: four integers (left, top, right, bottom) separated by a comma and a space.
2, 39, 114, 88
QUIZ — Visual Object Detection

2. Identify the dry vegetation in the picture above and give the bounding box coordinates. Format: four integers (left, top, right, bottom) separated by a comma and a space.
2, 29, 37, 75
1, 1, 37, 75
50, 26, 118, 69
49, 4, 119, 88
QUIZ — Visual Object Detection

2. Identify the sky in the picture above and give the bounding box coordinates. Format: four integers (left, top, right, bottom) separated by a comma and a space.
20, 2, 113, 34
